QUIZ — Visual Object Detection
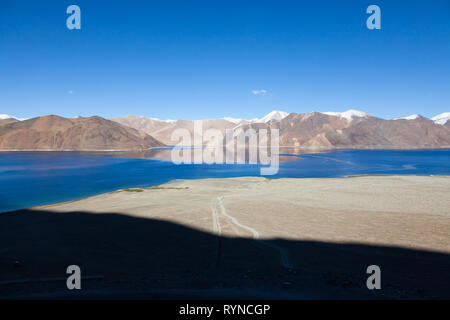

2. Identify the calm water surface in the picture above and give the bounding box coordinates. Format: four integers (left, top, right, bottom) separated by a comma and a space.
0, 149, 449, 213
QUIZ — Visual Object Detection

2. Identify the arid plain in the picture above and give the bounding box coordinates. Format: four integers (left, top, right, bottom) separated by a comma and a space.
1, 175, 449, 299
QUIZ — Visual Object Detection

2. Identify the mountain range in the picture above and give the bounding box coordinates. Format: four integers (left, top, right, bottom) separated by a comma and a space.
0, 115, 164, 150
0, 110, 449, 151
112, 110, 450, 149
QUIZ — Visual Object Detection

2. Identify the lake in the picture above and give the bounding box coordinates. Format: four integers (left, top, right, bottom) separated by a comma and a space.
0, 149, 449, 213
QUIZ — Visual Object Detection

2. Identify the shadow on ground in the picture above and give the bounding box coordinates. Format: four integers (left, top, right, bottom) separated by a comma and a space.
1, 209, 449, 299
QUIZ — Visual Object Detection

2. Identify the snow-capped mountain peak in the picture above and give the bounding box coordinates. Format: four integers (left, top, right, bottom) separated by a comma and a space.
223, 117, 247, 124
0, 114, 27, 121
149, 117, 177, 124
224, 110, 289, 127
256, 110, 289, 123
394, 114, 423, 120
431, 112, 450, 125
322, 109, 369, 120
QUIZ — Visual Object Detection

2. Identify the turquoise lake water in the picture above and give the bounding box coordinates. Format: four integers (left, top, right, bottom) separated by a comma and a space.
0, 149, 449, 213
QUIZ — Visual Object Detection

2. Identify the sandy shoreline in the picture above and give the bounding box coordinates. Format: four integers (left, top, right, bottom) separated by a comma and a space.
1, 175, 450, 299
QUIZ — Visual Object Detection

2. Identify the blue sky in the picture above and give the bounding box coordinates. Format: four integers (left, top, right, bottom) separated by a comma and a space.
1, 0, 449, 120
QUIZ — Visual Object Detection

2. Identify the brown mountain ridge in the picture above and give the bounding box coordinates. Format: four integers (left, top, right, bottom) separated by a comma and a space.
1, 111, 449, 151
0, 115, 165, 151
111, 111, 450, 150
240, 113, 450, 149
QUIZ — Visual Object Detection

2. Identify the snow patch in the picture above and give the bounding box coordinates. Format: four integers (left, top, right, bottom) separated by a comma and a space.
394, 114, 422, 120
0, 114, 13, 120
227, 110, 289, 129
256, 110, 289, 123
431, 112, 450, 125
148, 117, 177, 124
223, 117, 247, 124
301, 112, 321, 121
323, 109, 369, 120
0, 114, 27, 121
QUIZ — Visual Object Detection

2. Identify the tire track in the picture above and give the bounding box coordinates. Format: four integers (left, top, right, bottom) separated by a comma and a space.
216, 196, 294, 270
210, 198, 222, 236
210, 198, 222, 269
217, 196, 259, 239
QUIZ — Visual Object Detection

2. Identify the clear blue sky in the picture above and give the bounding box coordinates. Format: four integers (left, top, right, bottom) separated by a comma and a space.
1, 0, 449, 120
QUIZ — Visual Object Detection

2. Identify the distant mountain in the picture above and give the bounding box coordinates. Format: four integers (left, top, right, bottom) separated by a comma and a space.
322, 109, 369, 120
111, 109, 450, 149
111, 114, 238, 145
432, 113, 450, 125
222, 117, 251, 124
110, 115, 177, 137
0, 114, 27, 121
393, 114, 424, 120
242, 111, 450, 149
0, 115, 165, 150
111, 111, 290, 145
0, 114, 14, 120
224, 110, 289, 127
0, 118, 19, 126
0, 114, 22, 127
256, 110, 289, 123
4, 109, 448, 150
